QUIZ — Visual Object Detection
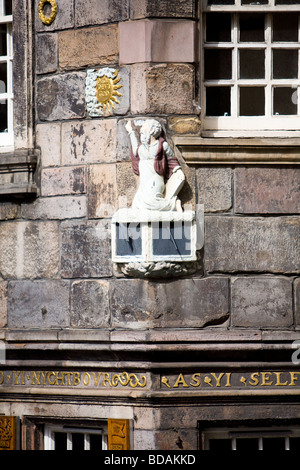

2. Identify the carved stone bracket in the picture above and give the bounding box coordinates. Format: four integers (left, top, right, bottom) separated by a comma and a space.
111, 208, 203, 279
115, 255, 202, 279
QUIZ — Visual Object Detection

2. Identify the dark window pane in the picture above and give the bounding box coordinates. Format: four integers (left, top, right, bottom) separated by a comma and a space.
240, 49, 265, 79
152, 222, 192, 257
242, 0, 268, 3
236, 438, 259, 450
0, 25, 6, 56
0, 101, 7, 132
54, 432, 68, 451
204, 49, 232, 80
4, 0, 12, 15
289, 437, 300, 450
263, 437, 286, 451
239, 14, 265, 42
116, 223, 142, 257
273, 13, 299, 42
273, 49, 298, 79
273, 87, 297, 115
209, 439, 232, 450
240, 87, 265, 115
0, 63, 7, 92
276, 0, 300, 4
206, 87, 231, 116
208, 0, 234, 4
72, 433, 85, 451
206, 13, 231, 42
89, 434, 103, 451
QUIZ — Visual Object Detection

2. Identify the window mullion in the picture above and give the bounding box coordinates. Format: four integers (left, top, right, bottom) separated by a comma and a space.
265, 13, 272, 117
232, 13, 238, 118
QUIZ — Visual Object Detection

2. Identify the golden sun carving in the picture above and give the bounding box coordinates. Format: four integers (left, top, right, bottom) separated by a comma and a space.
95, 70, 123, 113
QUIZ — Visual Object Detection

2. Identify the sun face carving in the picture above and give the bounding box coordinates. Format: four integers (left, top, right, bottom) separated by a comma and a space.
85, 68, 123, 117
96, 70, 123, 113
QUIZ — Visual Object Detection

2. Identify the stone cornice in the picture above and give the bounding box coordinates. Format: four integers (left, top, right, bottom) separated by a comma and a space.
0, 149, 39, 197
174, 136, 300, 164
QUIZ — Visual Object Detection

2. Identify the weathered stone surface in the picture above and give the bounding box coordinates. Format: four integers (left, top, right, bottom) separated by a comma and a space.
116, 119, 132, 162
116, 162, 139, 208
119, 20, 195, 64
0, 282, 7, 328
59, 25, 118, 70
0, 221, 60, 279
110, 277, 229, 329
134, 431, 156, 451
36, 123, 61, 167
235, 167, 300, 214
131, 64, 195, 115
20, 196, 87, 220
41, 166, 86, 196
75, 0, 129, 27
155, 429, 198, 452
197, 167, 232, 213
61, 220, 112, 278
35, 0, 74, 32
0, 202, 19, 220
205, 216, 300, 273
70, 280, 110, 328
168, 116, 201, 135
7, 280, 70, 328
88, 164, 117, 218
36, 73, 86, 121
130, 0, 195, 19
231, 277, 293, 328
295, 278, 300, 326
61, 119, 117, 165
36, 33, 58, 74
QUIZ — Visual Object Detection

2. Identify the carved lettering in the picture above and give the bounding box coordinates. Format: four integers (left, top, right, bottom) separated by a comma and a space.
0, 370, 148, 390
160, 371, 300, 391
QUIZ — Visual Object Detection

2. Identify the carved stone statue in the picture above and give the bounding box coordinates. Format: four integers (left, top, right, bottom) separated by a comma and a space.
125, 119, 185, 212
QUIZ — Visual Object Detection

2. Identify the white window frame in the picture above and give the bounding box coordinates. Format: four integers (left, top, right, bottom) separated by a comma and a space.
201, 0, 300, 137
203, 426, 300, 450
44, 425, 108, 451
0, 0, 13, 148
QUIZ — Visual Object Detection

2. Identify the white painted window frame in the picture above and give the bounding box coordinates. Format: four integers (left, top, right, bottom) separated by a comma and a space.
201, 0, 300, 137
0, 0, 13, 148
203, 426, 300, 450
44, 425, 108, 451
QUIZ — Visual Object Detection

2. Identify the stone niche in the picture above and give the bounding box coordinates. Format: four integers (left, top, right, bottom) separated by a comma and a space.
111, 206, 203, 278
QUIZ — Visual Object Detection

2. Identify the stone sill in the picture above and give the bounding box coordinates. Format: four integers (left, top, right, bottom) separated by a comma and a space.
174, 136, 300, 165
1, 328, 299, 344
0, 149, 38, 197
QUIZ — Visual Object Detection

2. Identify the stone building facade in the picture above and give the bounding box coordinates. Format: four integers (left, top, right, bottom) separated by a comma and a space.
0, 0, 299, 451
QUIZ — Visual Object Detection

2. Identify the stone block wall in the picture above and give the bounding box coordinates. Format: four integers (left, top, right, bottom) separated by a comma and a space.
0, 0, 299, 336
